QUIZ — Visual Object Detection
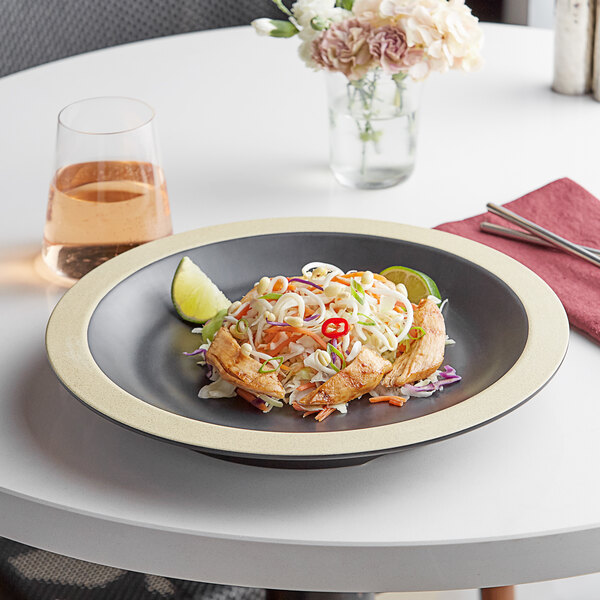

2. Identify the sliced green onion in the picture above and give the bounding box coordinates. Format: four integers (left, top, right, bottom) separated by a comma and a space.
327, 343, 347, 371
350, 278, 365, 305
258, 293, 282, 300
258, 356, 284, 374
357, 312, 375, 326
408, 326, 426, 340
235, 318, 249, 334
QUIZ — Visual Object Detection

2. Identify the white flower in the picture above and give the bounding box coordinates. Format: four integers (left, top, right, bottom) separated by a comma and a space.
292, 0, 348, 41
431, 0, 483, 70
395, 0, 483, 74
251, 17, 299, 38
408, 60, 430, 79
380, 0, 437, 19
298, 39, 320, 69
403, 5, 441, 47
352, 0, 386, 24
252, 18, 279, 36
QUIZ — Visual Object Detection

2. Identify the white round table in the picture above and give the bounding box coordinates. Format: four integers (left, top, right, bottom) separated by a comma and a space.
1, 23, 599, 595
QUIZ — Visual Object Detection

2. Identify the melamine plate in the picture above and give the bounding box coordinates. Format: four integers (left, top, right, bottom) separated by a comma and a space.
45, 218, 569, 468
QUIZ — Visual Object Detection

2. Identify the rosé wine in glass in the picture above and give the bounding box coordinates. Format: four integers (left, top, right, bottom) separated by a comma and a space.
42, 98, 172, 281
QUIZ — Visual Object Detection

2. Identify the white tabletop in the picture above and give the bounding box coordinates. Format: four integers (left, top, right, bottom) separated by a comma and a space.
1, 23, 600, 594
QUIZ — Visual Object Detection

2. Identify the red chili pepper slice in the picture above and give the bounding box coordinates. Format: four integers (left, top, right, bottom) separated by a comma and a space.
321, 317, 349, 339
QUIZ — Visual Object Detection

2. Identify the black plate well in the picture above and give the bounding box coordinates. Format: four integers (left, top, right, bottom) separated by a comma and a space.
88, 232, 528, 440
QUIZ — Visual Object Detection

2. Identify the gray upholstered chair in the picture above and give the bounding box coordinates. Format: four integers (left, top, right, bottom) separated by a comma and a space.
0, 0, 285, 76
0, 537, 265, 600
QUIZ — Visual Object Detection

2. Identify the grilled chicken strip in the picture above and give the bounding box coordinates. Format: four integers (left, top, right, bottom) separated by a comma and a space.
382, 298, 445, 388
206, 327, 286, 399
299, 347, 392, 407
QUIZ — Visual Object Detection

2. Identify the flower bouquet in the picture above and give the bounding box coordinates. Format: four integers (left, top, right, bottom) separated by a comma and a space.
253, 0, 483, 189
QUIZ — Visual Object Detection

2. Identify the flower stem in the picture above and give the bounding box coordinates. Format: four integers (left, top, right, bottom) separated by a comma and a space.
348, 69, 381, 177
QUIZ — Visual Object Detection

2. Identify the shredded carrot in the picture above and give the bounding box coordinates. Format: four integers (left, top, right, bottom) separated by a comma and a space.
234, 304, 252, 319
272, 279, 285, 292
336, 272, 389, 283
394, 302, 407, 313
264, 325, 289, 334
279, 363, 290, 372
236, 388, 269, 410
315, 407, 335, 422
389, 398, 407, 407
371, 395, 407, 402
236, 388, 256, 401
332, 276, 351, 286
270, 333, 299, 355
262, 328, 281, 343
265, 325, 328, 350
374, 274, 390, 283
296, 381, 317, 392
370, 395, 408, 407
290, 327, 328, 349
292, 401, 319, 417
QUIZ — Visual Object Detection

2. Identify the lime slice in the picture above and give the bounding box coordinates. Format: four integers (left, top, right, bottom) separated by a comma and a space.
380, 265, 441, 303
171, 257, 231, 323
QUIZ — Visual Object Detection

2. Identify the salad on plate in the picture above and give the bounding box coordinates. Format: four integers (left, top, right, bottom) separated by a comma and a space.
175, 260, 460, 422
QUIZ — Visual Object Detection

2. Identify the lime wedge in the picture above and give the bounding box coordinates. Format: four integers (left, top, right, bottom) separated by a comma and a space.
171, 257, 231, 323
380, 265, 441, 303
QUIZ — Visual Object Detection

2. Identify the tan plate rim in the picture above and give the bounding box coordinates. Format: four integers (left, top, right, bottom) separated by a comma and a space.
45, 217, 569, 458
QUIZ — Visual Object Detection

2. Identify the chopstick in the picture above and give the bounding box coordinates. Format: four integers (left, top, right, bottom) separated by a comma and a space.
480, 221, 600, 256
486, 203, 600, 268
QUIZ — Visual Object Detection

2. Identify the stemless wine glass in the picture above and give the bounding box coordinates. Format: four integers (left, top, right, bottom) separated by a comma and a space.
42, 97, 172, 281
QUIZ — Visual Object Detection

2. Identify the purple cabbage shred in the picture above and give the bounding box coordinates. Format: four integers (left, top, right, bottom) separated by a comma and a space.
288, 278, 324, 290
183, 348, 207, 357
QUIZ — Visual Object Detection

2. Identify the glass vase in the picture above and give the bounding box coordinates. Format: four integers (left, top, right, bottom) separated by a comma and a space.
326, 69, 422, 190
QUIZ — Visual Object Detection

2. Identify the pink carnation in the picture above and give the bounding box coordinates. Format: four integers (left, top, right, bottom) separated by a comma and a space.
368, 25, 409, 75
312, 19, 374, 80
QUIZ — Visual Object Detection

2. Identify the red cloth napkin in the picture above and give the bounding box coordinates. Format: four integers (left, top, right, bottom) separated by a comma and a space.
435, 178, 600, 342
